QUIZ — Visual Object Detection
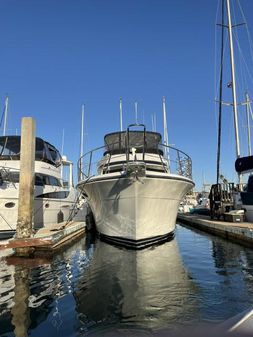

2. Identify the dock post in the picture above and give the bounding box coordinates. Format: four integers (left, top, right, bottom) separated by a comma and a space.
11, 266, 31, 337
16, 117, 36, 242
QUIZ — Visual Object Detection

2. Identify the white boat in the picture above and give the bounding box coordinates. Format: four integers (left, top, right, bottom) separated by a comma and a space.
0, 135, 86, 239
235, 159, 253, 221
77, 124, 194, 248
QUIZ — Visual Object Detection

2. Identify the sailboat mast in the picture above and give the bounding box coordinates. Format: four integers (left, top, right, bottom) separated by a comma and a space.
162, 96, 169, 147
3, 96, 8, 136
61, 129, 65, 156
216, 0, 225, 184
119, 98, 123, 131
246, 92, 252, 156
80, 104, 84, 159
135, 102, 138, 124
79, 104, 85, 180
226, 0, 240, 160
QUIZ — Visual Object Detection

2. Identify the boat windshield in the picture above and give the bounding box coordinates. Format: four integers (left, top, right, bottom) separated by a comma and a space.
0, 136, 62, 167
104, 131, 163, 155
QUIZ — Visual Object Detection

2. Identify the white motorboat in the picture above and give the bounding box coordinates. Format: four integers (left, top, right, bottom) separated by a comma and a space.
77, 124, 194, 248
0, 135, 86, 239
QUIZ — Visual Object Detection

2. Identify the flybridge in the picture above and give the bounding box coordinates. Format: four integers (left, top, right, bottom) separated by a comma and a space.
0, 136, 62, 167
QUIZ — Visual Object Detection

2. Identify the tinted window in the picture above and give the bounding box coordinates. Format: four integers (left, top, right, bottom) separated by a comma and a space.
1, 171, 20, 183
0, 136, 20, 158
35, 174, 44, 186
38, 174, 61, 186
0, 170, 61, 187
46, 143, 62, 167
36, 191, 69, 199
49, 176, 61, 186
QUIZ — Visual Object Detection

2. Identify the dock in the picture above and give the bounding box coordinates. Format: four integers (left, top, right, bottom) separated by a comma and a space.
0, 221, 86, 257
177, 213, 253, 247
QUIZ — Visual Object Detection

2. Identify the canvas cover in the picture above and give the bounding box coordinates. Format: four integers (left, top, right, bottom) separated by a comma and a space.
104, 131, 163, 155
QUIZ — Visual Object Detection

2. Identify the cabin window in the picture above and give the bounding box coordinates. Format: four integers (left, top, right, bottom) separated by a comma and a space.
0, 137, 20, 158
47, 144, 61, 167
37, 174, 61, 187
36, 191, 70, 199
0, 172, 62, 187
35, 174, 44, 186
48, 176, 62, 186
8, 172, 20, 183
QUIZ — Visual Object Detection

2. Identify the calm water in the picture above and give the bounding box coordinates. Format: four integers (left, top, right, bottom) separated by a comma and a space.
1, 224, 253, 336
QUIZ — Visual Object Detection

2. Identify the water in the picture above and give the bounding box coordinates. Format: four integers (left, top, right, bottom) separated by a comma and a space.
1, 224, 253, 336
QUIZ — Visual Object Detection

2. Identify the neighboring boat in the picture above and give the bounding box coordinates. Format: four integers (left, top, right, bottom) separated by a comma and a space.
210, 0, 253, 218
235, 156, 253, 221
0, 135, 86, 239
77, 124, 194, 248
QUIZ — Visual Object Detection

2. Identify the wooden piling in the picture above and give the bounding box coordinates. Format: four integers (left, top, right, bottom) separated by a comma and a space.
16, 118, 36, 241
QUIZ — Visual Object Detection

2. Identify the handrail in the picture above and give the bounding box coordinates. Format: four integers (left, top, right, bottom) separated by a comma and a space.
78, 140, 192, 181
126, 124, 146, 162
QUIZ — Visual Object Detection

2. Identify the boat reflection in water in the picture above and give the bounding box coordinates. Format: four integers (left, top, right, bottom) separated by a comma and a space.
74, 238, 199, 333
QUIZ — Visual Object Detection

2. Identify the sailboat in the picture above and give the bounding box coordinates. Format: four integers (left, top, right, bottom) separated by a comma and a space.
210, 0, 253, 220
77, 99, 194, 248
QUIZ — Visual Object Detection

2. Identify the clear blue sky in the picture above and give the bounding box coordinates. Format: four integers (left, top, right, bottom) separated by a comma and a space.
0, 0, 253, 189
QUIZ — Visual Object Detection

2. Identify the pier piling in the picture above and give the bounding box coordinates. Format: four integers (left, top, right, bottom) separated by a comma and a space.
16, 118, 36, 255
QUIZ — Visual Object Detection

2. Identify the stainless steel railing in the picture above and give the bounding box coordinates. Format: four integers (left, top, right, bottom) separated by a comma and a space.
78, 141, 192, 181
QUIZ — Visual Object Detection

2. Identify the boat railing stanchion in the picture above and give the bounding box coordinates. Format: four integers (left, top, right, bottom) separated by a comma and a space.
177, 150, 183, 176
88, 151, 93, 177
142, 126, 146, 162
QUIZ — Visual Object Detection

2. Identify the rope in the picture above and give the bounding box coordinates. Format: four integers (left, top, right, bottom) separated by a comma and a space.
64, 176, 94, 227
237, 0, 253, 65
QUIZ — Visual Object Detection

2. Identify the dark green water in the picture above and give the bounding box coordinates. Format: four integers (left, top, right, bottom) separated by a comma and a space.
1, 224, 253, 336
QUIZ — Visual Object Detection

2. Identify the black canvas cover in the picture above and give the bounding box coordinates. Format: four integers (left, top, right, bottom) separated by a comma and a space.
104, 131, 163, 155
235, 155, 253, 173
0, 136, 61, 166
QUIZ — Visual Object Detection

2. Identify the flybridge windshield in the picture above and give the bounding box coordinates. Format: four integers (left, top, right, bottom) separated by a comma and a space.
0, 136, 62, 167
104, 131, 163, 155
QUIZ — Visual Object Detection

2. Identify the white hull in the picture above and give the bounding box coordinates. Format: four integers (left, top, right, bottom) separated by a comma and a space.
0, 160, 86, 238
79, 173, 193, 244
242, 205, 253, 222
78, 127, 194, 246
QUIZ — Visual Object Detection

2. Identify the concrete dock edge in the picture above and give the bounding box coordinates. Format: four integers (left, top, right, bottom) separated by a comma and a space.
177, 213, 253, 247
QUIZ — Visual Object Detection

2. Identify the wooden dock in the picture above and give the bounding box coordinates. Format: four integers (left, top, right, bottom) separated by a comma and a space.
0, 221, 86, 257
177, 213, 253, 247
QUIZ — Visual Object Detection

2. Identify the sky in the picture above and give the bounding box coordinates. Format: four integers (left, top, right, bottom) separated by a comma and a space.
0, 0, 253, 189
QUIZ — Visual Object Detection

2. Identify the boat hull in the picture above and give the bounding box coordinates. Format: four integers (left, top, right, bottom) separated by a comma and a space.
0, 190, 87, 238
79, 174, 194, 246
